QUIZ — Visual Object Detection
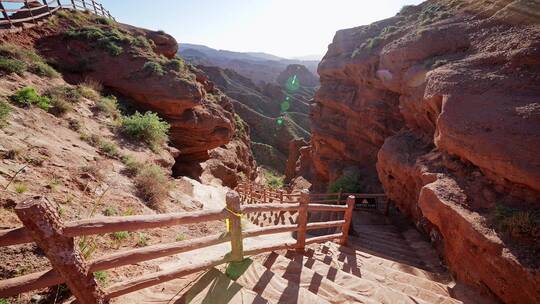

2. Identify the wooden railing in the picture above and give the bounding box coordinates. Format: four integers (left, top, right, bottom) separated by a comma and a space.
0, 185, 365, 303
0, 0, 114, 28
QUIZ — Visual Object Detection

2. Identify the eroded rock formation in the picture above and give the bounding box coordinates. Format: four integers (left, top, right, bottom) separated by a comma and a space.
307, 0, 540, 302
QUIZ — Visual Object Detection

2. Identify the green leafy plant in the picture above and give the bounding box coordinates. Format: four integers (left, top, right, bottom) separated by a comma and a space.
166, 58, 185, 72
0, 298, 9, 304
97, 139, 120, 158
0, 99, 12, 128
30, 61, 60, 78
134, 164, 171, 209
142, 61, 165, 76
175, 234, 187, 242
121, 154, 142, 176
10, 87, 51, 111
0, 43, 58, 77
65, 26, 130, 56
121, 111, 170, 150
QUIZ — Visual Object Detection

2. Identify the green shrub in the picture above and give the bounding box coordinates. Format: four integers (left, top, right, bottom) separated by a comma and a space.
0, 44, 57, 77
97, 139, 120, 158
492, 204, 540, 241
175, 234, 187, 242
166, 58, 185, 72
95, 16, 114, 26
103, 206, 118, 216
111, 231, 129, 240
14, 183, 27, 194
78, 79, 102, 100
30, 61, 60, 78
0, 99, 11, 128
65, 26, 129, 56
142, 61, 165, 76
46, 85, 81, 115
121, 154, 142, 176
96, 96, 120, 118
233, 114, 247, 139
328, 170, 362, 193
133, 36, 154, 49
94, 271, 109, 286
0, 58, 26, 74
10, 87, 51, 111
136, 233, 149, 247
0, 298, 8, 304
263, 169, 284, 189
134, 164, 171, 209
122, 111, 170, 149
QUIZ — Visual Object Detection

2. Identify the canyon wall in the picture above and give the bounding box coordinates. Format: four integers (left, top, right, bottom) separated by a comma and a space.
308, 0, 540, 302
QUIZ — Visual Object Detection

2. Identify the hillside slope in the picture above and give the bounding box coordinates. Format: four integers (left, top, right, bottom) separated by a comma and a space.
303, 0, 540, 302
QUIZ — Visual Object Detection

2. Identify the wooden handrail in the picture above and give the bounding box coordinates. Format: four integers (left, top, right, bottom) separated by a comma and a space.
0, 0, 114, 28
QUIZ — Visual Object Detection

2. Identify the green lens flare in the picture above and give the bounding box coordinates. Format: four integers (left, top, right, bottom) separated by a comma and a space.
280, 101, 290, 112
276, 117, 284, 126
286, 75, 300, 92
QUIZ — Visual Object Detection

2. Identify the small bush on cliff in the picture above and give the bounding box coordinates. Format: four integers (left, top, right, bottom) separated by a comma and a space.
166, 57, 185, 72
11, 87, 51, 111
121, 111, 170, 150
263, 169, 284, 189
142, 61, 165, 76
65, 26, 130, 56
0, 99, 12, 129
46, 85, 82, 116
134, 164, 171, 209
233, 114, 247, 139
328, 170, 362, 193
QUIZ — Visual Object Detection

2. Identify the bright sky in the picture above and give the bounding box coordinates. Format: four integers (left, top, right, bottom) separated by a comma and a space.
99, 0, 424, 59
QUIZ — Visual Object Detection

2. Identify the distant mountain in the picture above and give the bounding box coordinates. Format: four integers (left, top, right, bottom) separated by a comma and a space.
178, 43, 320, 85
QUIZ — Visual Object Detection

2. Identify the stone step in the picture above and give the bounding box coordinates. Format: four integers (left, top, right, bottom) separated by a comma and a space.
312, 242, 453, 284
348, 235, 423, 261
260, 251, 432, 304
234, 259, 330, 304
346, 241, 432, 270
176, 268, 271, 304
284, 250, 461, 304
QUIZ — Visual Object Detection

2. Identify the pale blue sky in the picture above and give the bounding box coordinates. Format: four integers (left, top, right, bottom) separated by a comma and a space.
99, 0, 424, 58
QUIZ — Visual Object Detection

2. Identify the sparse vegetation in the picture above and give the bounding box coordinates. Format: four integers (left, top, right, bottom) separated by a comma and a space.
45, 85, 82, 115
97, 138, 121, 158
134, 164, 171, 208
65, 26, 130, 56
492, 204, 540, 242
96, 95, 121, 119
175, 234, 187, 242
0, 99, 12, 128
14, 183, 28, 194
233, 114, 247, 139
94, 271, 109, 286
121, 111, 170, 150
136, 233, 149, 247
78, 78, 102, 101
79, 236, 97, 259
133, 35, 155, 49
166, 57, 185, 72
68, 118, 82, 131
263, 169, 284, 189
10, 87, 51, 111
142, 61, 165, 76
111, 231, 130, 241
0, 298, 8, 304
328, 170, 362, 193
0, 58, 26, 74
121, 154, 142, 176
0, 43, 58, 77
103, 206, 118, 216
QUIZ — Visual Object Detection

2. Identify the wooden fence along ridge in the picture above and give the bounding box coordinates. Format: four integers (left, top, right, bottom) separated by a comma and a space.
0, 182, 387, 303
0, 0, 114, 29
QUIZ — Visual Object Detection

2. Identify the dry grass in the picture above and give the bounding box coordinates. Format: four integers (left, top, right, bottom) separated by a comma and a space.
134, 164, 171, 210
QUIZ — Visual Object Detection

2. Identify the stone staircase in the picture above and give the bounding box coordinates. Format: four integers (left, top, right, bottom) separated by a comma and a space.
174, 210, 494, 304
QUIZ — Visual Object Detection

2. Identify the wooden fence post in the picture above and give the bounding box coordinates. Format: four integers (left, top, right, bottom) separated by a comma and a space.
226, 191, 243, 262
262, 187, 267, 203
340, 195, 355, 245
71, 0, 76, 9
23, 0, 36, 24
296, 190, 309, 253
91, 0, 97, 14
15, 196, 107, 304
279, 190, 284, 204
42, 0, 51, 14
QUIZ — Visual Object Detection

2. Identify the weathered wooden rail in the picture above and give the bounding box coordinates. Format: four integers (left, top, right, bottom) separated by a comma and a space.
0, 184, 371, 303
0, 0, 114, 29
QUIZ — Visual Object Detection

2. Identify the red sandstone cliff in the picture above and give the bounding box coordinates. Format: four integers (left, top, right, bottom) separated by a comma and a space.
307, 0, 540, 302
